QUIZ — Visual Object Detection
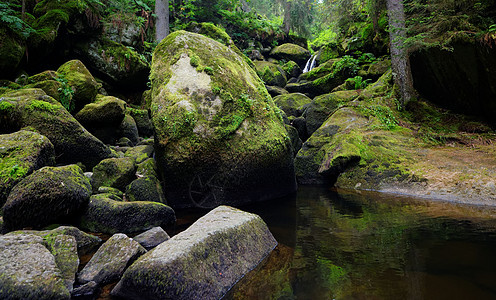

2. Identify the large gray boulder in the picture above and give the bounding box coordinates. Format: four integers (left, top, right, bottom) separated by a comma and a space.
78, 194, 175, 234
132, 226, 170, 250
2, 164, 91, 232
78, 233, 146, 286
0, 234, 71, 300
150, 30, 296, 208
112, 206, 277, 300
0, 89, 111, 168
0, 130, 55, 207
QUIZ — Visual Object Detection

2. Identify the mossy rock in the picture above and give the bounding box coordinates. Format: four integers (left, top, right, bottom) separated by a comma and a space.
0, 234, 71, 299
317, 43, 341, 64
126, 107, 153, 137
2, 164, 91, 232
295, 107, 367, 184
303, 90, 359, 136
185, 22, 254, 69
270, 43, 310, 66
25, 79, 63, 101
119, 114, 139, 146
79, 38, 149, 89
43, 234, 79, 292
75, 95, 126, 126
0, 89, 111, 168
0, 27, 25, 77
136, 158, 159, 178
253, 61, 287, 88
150, 30, 296, 208
273, 93, 312, 118
125, 176, 165, 204
10, 226, 102, 256
0, 130, 55, 207
124, 145, 154, 164
299, 59, 338, 82
91, 157, 136, 193
282, 60, 302, 79
111, 206, 276, 300
266, 85, 289, 97
285, 124, 303, 156
78, 194, 176, 234
28, 70, 58, 83
57, 60, 100, 111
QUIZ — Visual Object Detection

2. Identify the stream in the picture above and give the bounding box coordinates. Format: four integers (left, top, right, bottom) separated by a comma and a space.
217, 186, 496, 299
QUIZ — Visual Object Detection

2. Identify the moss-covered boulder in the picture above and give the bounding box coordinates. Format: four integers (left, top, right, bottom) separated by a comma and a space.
43, 234, 79, 292
10, 226, 102, 256
78, 38, 149, 89
0, 234, 71, 300
295, 107, 368, 184
0, 130, 55, 207
78, 194, 176, 234
75, 95, 126, 126
273, 93, 312, 118
91, 157, 136, 192
282, 60, 302, 79
0, 27, 25, 77
125, 176, 165, 203
303, 90, 359, 136
78, 233, 146, 286
119, 114, 139, 146
299, 59, 337, 82
149, 30, 296, 208
270, 43, 310, 66
358, 59, 391, 81
2, 164, 91, 232
25, 80, 63, 101
124, 145, 154, 164
266, 85, 289, 97
111, 206, 277, 300
285, 124, 303, 156
75, 95, 126, 144
253, 61, 287, 87
126, 107, 153, 137
57, 60, 100, 110
0, 89, 111, 168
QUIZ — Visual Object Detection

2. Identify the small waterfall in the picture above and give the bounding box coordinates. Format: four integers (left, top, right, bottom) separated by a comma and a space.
303, 54, 317, 73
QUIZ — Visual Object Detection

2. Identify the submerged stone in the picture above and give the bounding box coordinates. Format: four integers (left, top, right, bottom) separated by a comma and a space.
150, 30, 296, 208
111, 206, 277, 300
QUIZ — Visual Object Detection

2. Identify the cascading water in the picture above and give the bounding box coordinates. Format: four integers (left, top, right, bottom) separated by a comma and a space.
303, 54, 317, 73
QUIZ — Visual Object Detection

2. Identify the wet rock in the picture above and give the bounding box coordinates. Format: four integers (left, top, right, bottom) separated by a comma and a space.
266, 85, 289, 97
0, 130, 55, 207
0, 234, 70, 299
78, 233, 146, 286
79, 194, 175, 234
91, 157, 136, 192
71, 281, 98, 298
0, 89, 111, 168
112, 206, 277, 300
132, 226, 170, 250
150, 30, 296, 208
2, 164, 91, 231
285, 124, 303, 156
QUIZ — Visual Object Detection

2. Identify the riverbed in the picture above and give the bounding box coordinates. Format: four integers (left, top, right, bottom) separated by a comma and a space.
221, 186, 496, 299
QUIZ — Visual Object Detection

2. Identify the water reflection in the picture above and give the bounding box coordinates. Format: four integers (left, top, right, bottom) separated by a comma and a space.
227, 186, 496, 300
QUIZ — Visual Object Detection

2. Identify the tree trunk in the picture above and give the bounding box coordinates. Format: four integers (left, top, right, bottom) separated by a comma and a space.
240, 0, 251, 13
386, 0, 415, 106
155, 0, 169, 42
283, 0, 291, 35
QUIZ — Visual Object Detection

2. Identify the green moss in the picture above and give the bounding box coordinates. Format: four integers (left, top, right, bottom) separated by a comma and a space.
0, 101, 14, 113
28, 100, 59, 113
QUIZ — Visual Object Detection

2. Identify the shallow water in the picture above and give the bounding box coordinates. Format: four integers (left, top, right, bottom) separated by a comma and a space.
224, 186, 496, 300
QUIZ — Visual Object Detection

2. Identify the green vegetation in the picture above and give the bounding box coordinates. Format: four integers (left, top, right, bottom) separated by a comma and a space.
28, 100, 58, 113
55, 75, 75, 112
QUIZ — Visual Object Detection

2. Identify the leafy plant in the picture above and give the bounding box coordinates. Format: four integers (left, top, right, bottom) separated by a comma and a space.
0, 2, 36, 39
346, 76, 371, 90
55, 75, 75, 112
332, 55, 360, 78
